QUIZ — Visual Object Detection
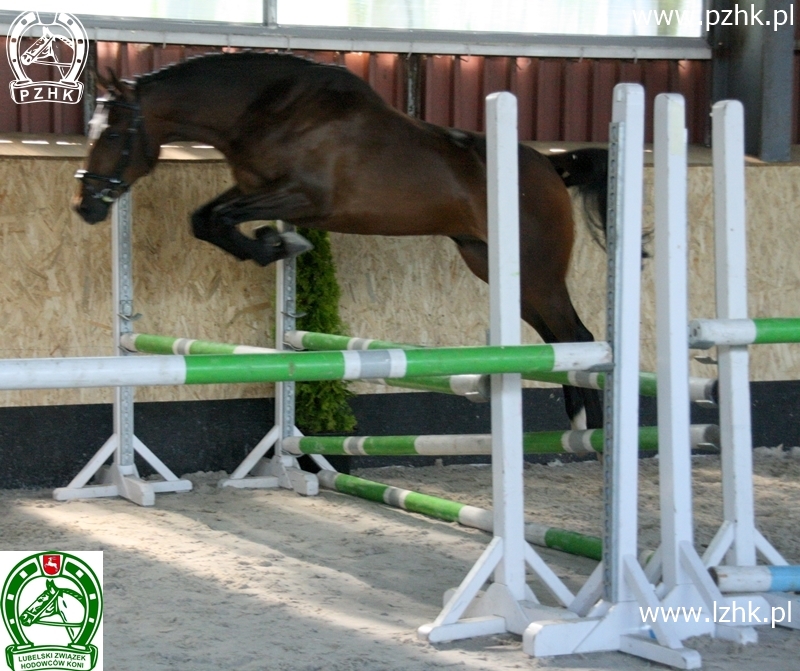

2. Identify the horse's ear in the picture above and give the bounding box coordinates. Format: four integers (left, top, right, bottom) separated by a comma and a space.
96, 68, 134, 101
109, 69, 134, 101
95, 69, 113, 94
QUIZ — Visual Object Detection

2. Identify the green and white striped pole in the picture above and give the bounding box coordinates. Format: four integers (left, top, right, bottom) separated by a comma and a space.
123, 331, 717, 406
120, 332, 277, 355
286, 330, 717, 406
285, 331, 490, 400
283, 424, 719, 457
0, 341, 612, 390
316, 470, 602, 561
521, 370, 717, 407
123, 332, 489, 401
285, 331, 409, 352
690, 318, 800, 349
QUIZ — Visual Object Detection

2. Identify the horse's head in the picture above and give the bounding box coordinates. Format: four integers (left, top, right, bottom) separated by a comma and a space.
73, 71, 156, 223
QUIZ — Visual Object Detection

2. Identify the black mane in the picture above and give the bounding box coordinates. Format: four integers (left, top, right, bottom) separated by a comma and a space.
133, 51, 345, 91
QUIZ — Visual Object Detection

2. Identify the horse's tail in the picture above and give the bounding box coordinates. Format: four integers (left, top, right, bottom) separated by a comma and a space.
547, 148, 609, 252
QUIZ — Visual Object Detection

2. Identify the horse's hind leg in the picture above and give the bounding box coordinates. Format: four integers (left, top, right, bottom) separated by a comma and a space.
453, 236, 602, 430
522, 282, 603, 430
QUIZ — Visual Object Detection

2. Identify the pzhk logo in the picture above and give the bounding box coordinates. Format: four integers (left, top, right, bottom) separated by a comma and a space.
2, 552, 102, 671
6, 12, 87, 104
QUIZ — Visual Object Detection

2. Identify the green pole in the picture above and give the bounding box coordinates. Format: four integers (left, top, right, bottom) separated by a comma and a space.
285, 331, 709, 402
182, 342, 611, 385
754, 318, 800, 345
316, 470, 602, 561
283, 425, 719, 457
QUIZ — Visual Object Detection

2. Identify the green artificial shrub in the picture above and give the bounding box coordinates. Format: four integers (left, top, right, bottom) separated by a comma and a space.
294, 228, 357, 434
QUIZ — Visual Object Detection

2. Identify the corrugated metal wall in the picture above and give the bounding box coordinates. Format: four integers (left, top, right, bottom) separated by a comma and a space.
0, 37, 713, 144
418, 54, 709, 143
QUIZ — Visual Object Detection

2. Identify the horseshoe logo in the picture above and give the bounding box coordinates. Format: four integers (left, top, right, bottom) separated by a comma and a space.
2, 552, 103, 671
6, 12, 87, 104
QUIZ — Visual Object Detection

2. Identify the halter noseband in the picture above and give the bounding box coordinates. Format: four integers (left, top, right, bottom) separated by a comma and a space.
75, 98, 144, 204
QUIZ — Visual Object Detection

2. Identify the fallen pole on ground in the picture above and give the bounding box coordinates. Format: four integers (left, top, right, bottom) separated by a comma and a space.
316, 470, 602, 561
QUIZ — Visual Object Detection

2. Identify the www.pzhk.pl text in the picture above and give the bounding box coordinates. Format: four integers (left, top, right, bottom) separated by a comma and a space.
633, 4, 794, 32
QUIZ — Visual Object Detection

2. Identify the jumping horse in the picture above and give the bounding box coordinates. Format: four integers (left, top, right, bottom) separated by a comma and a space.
74, 52, 610, 430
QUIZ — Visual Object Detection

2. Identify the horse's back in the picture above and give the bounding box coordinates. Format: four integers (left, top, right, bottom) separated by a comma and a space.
228, 58, 572, 246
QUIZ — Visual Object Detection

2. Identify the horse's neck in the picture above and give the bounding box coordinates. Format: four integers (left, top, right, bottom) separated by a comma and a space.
142, 78, 255, 153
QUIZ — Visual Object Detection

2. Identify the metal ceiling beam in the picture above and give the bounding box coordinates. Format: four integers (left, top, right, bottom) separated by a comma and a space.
0, 12, 711, 60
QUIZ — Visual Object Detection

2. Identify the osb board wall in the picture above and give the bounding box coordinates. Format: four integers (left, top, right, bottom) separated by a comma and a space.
0, 157, 276, 406
0, 156, 799, 407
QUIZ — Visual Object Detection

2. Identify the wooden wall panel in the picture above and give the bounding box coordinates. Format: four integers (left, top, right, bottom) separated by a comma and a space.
2, 155, 798, 408
0, 158, 800, 406
0, 157, 277, 407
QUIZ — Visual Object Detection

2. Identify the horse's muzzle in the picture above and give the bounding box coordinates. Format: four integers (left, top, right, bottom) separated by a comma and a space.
72, 194, 110, 224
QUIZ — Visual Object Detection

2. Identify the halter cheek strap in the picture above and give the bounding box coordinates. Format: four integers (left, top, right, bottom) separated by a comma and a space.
75, 98, 144, 203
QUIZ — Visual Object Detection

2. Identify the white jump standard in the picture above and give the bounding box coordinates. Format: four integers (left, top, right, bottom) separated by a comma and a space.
53, 194, 192, 506
684, 100, 798, 630
415, 92, 578, 643
519, 84, 708, 668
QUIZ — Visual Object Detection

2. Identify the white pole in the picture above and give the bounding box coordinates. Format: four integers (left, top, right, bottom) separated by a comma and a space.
712, 100, 756, 567
0, 356, 187, 388
486, 91, 525, 599
654, 93, 694, 590
604, 83, 645, 603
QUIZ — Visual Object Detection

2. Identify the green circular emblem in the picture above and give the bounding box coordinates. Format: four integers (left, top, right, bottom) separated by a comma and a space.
2, 553, 102, 671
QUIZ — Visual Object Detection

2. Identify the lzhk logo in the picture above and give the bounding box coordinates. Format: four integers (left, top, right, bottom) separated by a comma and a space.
6, 12, 87, 104
2, 552, 103, 671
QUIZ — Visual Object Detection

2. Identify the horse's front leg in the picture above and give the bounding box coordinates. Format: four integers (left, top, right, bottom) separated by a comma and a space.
190, 186, 314, 266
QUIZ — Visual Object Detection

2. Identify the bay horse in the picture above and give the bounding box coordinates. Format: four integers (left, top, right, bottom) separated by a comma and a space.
73, 52, 610, 430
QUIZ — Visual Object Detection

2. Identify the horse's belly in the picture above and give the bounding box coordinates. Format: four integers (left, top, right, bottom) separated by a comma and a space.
320, 198, 482, 238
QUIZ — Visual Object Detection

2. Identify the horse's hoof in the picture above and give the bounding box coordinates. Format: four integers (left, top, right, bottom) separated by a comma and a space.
254, 226, 281, 246
280, 231, 314, 258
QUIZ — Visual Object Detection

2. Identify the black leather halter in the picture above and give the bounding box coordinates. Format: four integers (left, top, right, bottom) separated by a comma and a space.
75, 98, 144, 203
